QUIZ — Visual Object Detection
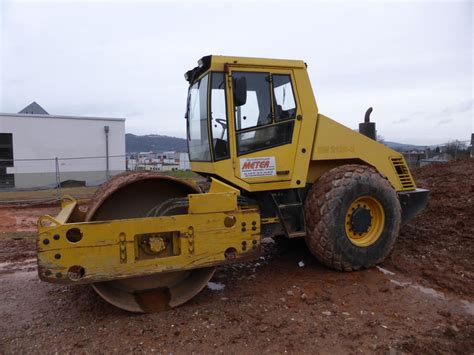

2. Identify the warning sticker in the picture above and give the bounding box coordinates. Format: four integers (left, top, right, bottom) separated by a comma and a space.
240, 157, 276, 178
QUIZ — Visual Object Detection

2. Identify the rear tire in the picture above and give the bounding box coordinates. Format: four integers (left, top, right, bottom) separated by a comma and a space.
304, 164, 401, 271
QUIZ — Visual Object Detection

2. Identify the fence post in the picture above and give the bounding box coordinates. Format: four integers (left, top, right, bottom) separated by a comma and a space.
55, 157, 61, 200
104, 126, 110, 180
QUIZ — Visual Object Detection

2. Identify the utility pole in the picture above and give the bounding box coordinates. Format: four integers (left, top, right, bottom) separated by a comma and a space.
55, 157, 61, 200
471, 134, 474, 158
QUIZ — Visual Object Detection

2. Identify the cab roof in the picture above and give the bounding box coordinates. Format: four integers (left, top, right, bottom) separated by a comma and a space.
185, 55, 307, 83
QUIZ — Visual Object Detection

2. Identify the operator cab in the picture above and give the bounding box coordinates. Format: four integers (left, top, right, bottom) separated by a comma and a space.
185, 55, 308, 190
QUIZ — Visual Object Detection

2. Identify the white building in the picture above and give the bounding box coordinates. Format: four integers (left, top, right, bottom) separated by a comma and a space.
0, 103, 125, 188
179, 152, 190, 170
127, 151, 189, 172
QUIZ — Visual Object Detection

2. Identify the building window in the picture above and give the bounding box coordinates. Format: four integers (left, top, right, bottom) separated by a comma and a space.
0, 133, 13, 167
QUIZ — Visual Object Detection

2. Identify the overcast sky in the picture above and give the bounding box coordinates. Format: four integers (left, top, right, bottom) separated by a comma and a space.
0, 0, 472, 145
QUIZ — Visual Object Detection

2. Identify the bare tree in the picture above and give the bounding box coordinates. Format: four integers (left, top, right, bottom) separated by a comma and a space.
444, 140, 468, 159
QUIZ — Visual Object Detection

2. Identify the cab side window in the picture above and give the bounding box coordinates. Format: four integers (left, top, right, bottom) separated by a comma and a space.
233, 72, 297, 155
273, 75, 296, 121
233, 72, 272, 131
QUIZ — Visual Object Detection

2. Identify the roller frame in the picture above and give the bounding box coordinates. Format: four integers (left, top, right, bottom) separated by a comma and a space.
37, 193, 261, 286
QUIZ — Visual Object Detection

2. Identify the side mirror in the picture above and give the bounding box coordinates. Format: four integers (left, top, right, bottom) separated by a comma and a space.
233, 77, 247, 107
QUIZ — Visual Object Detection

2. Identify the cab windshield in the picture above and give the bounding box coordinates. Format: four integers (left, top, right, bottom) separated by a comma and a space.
186, 74, 211, 161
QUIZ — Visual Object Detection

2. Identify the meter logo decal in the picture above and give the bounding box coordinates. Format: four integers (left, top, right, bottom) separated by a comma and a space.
240, 157, 276, 178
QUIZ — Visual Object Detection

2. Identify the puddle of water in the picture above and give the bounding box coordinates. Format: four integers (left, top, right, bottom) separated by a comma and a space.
14, 215, 41, 232
389, 279, 451, 301
376, 266, 396, 276
207, 282, 225, 291
411, 284, 447, 300
0, 258, 36, 272
460, 300, 474, 316
1, 269, 37, 281
379, 267, 474, 316
389, 279, 410, 287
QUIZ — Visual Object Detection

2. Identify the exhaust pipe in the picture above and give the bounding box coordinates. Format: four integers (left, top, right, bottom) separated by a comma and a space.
359, 107, 376, 140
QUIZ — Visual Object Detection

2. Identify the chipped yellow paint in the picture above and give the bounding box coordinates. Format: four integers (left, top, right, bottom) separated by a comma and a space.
36, 55, 420, 291
37, 199, 260, 285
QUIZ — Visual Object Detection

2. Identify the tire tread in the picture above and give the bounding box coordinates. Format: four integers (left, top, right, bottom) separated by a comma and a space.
304, 164, 401, 271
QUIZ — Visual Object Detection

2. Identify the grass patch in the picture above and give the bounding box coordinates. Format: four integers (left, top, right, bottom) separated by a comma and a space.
0, 171, 201, 203
159, 170, 201, 179
0, 186, 98, 202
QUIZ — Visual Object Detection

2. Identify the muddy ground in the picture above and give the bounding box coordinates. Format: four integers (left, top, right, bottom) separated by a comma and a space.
1, 159, 473, 354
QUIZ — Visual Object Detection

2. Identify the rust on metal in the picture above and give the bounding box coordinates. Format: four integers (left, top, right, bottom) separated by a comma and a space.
84, 171, 216, 313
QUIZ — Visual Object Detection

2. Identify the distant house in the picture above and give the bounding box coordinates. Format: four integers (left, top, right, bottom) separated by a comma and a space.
402, 151, 426, 169
18, 101, 49, 115
127, 151, 190, 171
420, 153, 453, 167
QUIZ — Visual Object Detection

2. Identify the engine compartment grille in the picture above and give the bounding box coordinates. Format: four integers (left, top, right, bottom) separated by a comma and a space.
391, 157, 416, 190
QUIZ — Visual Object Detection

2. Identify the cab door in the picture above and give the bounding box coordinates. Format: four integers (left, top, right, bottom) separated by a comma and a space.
229, 68, 302, 184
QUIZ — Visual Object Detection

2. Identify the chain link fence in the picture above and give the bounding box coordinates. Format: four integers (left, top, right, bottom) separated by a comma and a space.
0, 138, 470, 203
0, 155, 126, 204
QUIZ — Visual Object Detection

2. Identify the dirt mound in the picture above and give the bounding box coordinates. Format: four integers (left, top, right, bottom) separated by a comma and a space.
386, 158, 474, 297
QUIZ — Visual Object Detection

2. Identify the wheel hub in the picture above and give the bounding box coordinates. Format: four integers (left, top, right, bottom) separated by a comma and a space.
345, 196, 385, 247
349, 207, 372, 233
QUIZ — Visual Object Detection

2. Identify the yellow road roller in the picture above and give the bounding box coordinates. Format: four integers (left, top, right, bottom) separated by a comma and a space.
37, 56, 428, 312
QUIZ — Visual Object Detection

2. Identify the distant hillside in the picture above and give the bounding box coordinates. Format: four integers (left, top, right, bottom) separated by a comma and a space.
384, 141, 428, 152
126, 134, 432, 154
126, 134, 187, 153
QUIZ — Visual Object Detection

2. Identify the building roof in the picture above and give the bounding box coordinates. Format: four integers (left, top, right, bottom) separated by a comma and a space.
5, 101, 124, 122
209, 55, 306, 68
18, 101, 49, 115
0, 112, 125, 122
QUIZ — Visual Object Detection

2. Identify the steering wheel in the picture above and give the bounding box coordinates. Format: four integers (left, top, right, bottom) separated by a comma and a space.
214, 118, 228, 139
